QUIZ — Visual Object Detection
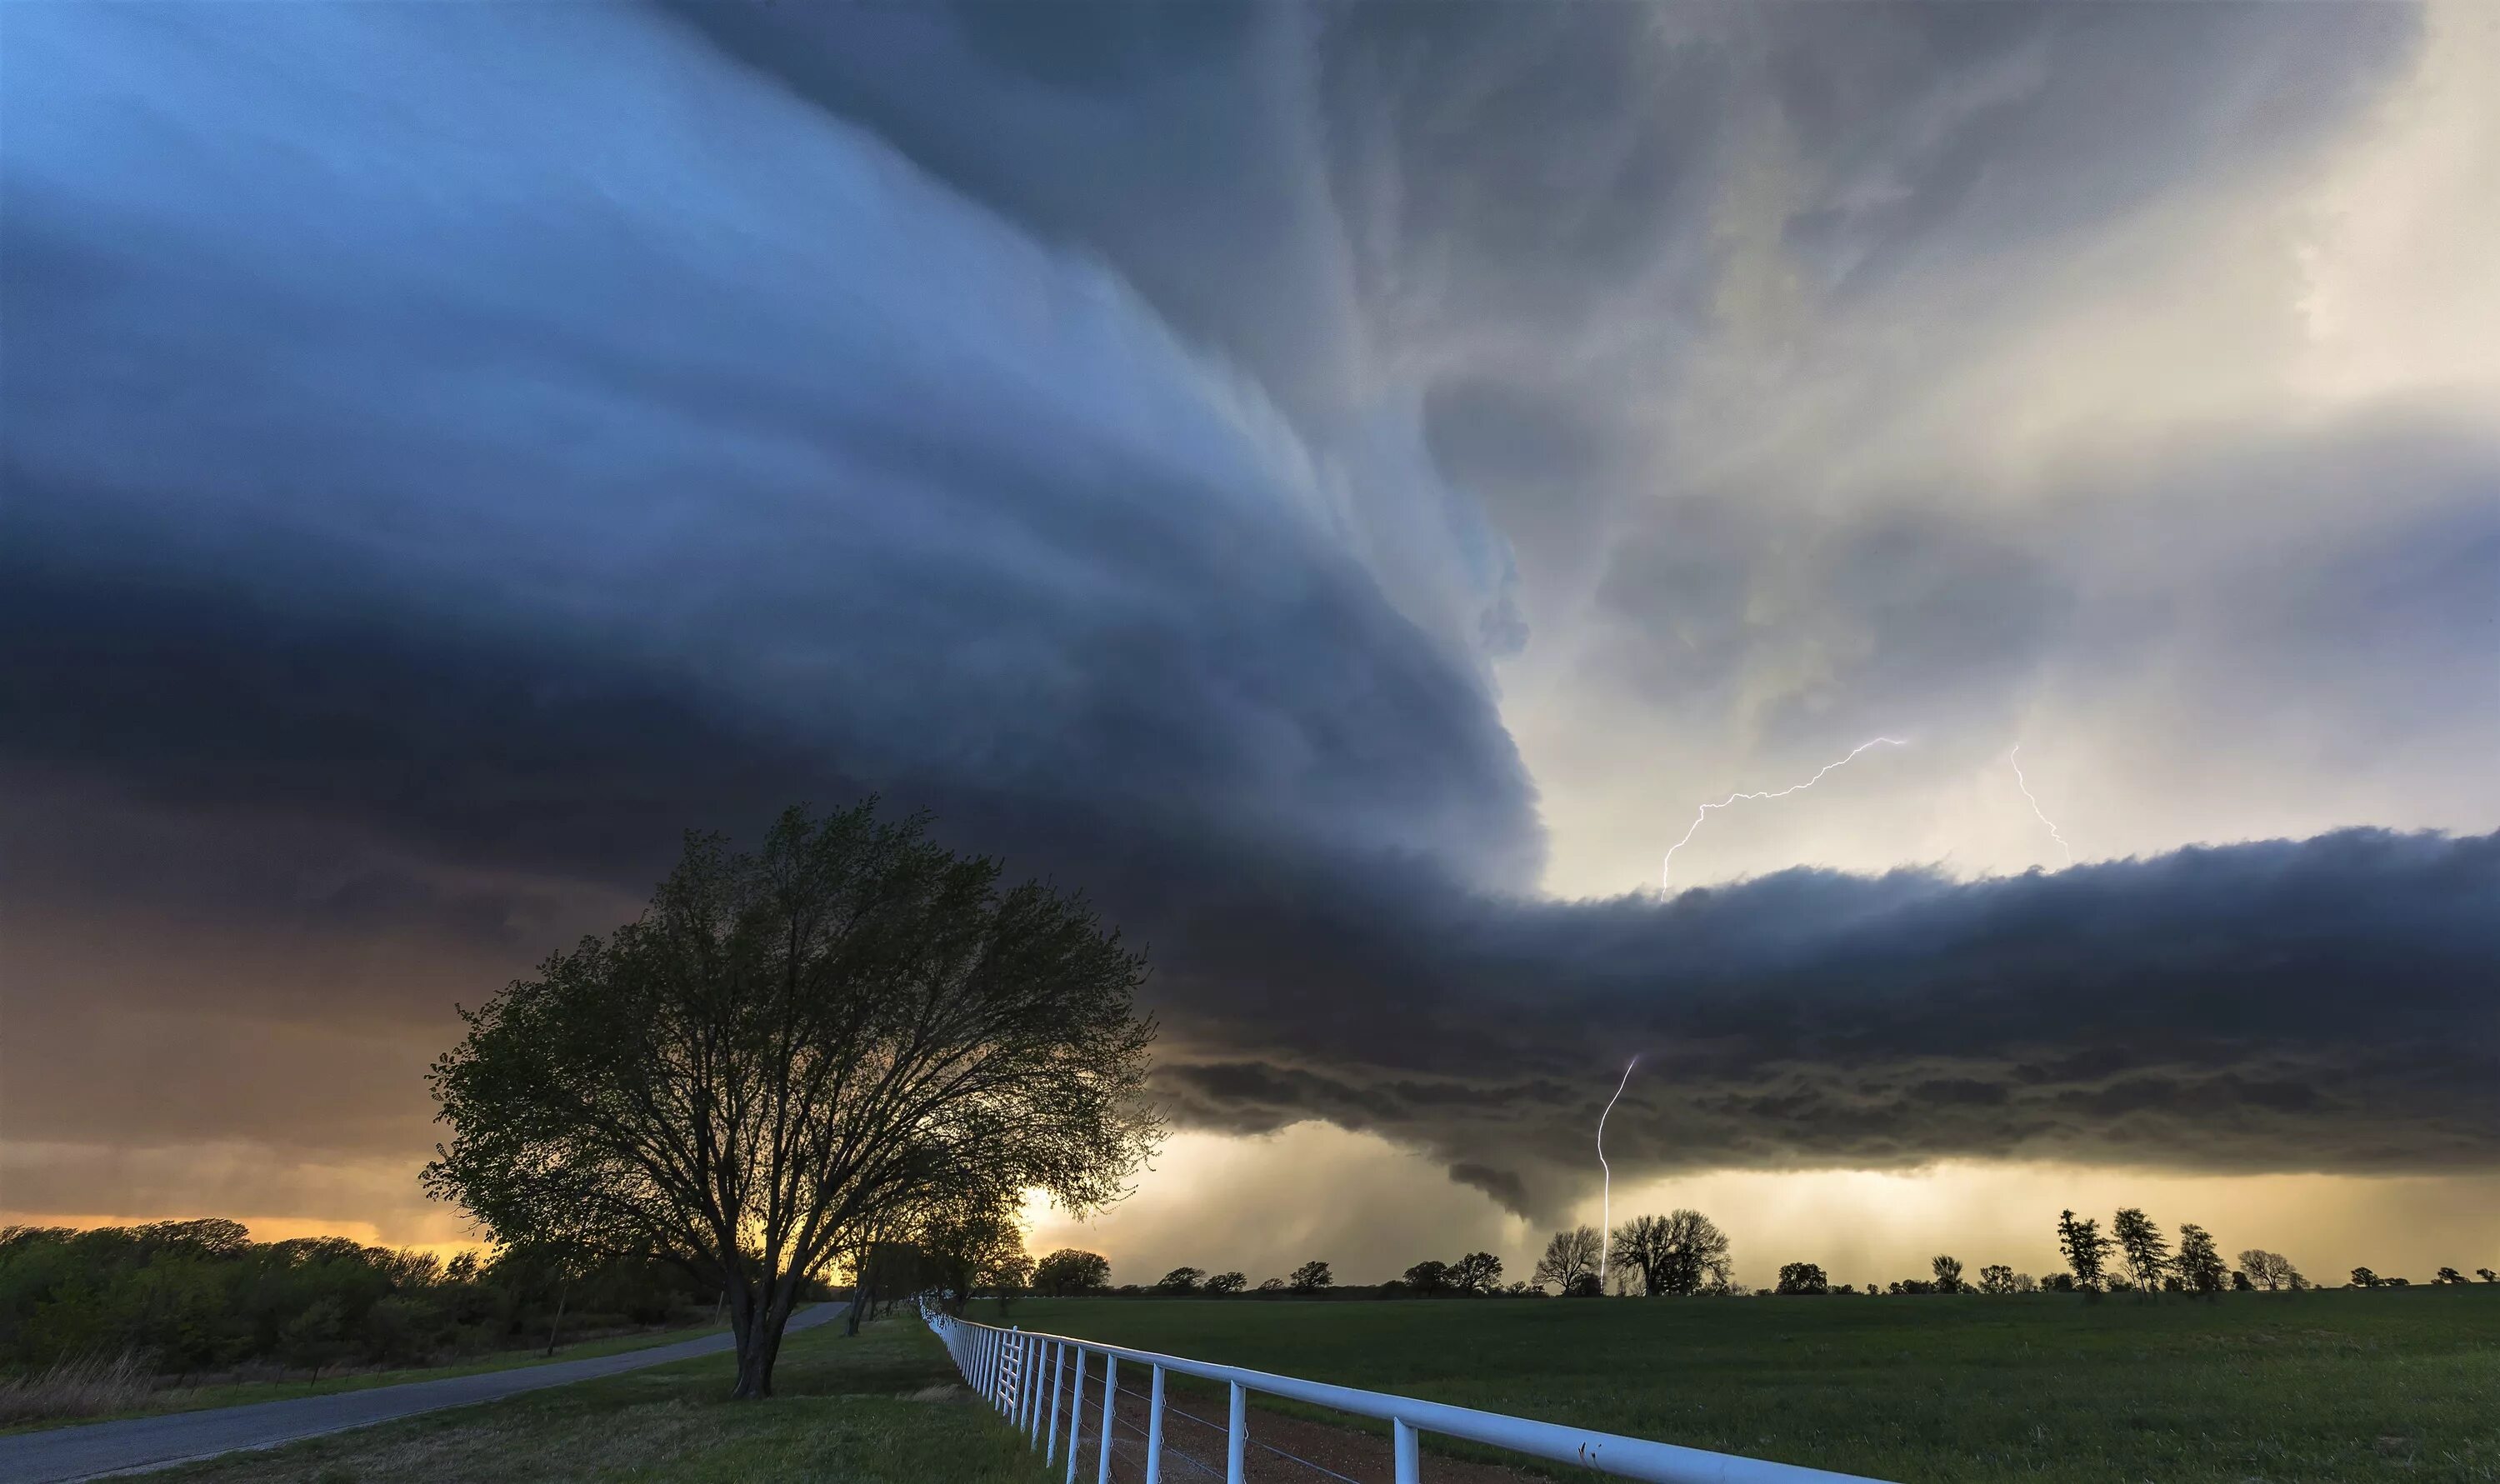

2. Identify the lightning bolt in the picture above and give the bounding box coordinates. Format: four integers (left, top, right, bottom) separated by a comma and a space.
1596, 1056, 1638, 1283
1661, 737, 1909, 891
2010, 743, 2073, 867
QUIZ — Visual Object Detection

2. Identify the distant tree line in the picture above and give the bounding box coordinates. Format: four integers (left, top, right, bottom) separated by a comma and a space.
1498, 1206, 2488, 1300
0, 1219, 768, 1381
916, 1205, 2494, 1310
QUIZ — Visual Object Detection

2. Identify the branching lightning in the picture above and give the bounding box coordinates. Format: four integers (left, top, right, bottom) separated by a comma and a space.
1661, 737, 1909, 891
1595, 1055, 1638, 1282
2010, 743, 2073, 867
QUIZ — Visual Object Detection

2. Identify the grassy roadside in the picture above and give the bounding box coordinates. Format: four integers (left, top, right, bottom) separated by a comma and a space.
1, 1320, 732, 1436
146, 1317, 1053, 1484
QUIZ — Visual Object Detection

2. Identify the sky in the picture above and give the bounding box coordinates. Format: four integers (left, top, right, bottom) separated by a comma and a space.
2, 1, 2495, 1292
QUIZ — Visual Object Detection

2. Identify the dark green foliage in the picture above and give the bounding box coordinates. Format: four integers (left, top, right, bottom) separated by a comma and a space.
1449, 1252, 1502, 1294
1400, 1260, 1450, 1294
2056, 1210, 2114, 1290
1775, 1262, 1831, 1295
1028, 1250, 1110, 1297
1202, 1272, 1247, 1295
2174, 1224, 2228, 1293
0, 1222, 719, 1379
2112, 1207, 2171, 1293
1288, 1261, 1332, 1292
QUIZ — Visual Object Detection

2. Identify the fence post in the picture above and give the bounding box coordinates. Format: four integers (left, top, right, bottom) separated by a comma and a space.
1394, 1418, 1420, 1484
1023, 1333, 1039, 1435
1095, 1354, 1117, 1484
1064, 1347, 1087, 1484
1047, 1341, 1067, 1462
1029, 1338, 1048, 1446
1227, 1380, 1247, 1484
1146, 1364, 1167, 1484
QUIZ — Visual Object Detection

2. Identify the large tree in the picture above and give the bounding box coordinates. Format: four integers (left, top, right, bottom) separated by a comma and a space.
1611, 1210, 1732, 1297
1449, 1252, 1503, 1295
914, 1187, 1031, 1316
2057, 1210, 2115, 1291
2173, 1224, 2228, 1294
1031, 1249, 1111, 1297
2236, 1248, 2303, 1292
1401, 1259, 1452, 1294
1533, 1226, 1602, 1296
2111, 1208, 2171, 1295
423, 802, 1160, 1398
1776, 1262, 1831, 1296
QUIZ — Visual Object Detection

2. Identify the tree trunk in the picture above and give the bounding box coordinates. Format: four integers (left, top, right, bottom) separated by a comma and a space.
728, 1275, 798, 1399
544, 1282, 568, 1357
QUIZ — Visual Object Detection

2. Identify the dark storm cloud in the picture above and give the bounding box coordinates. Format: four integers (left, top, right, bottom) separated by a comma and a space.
1143, 827, 2500, 1216
3, 0, 2492, 1228
0, 1, 1538, 887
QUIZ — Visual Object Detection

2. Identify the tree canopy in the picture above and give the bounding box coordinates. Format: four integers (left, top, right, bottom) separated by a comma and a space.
1533, 1226, 1602, 1297
1031, 1249, 1111, 1297
1610, 1211, 1732, 1297
423, 802, 1159, 1397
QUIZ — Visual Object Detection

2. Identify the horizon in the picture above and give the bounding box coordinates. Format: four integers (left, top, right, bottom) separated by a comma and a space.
4, 0, 2496, 1295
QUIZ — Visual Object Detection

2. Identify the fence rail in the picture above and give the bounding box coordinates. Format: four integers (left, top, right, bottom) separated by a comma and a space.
919, 1301, 1891, 1484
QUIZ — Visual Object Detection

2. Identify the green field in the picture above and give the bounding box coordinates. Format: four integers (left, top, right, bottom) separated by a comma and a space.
1000, 1288, 2500, 1484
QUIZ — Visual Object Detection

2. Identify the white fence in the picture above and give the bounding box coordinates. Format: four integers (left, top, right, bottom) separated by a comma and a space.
920, 1302, 1891, 1484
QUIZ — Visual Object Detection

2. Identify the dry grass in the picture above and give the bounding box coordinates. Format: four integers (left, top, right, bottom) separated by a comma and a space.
0, 1352, 158, 1427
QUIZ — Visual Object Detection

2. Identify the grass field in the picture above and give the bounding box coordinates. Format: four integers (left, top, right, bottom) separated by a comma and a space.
123, 1288, 2500, 1484
148, 1317, 1051, 1484
0, 1319, 736, 1434
1000, 1287, 2500, 1484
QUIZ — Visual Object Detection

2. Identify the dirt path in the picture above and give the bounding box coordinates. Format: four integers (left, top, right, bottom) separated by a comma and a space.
1017, 1367, 1536, 1484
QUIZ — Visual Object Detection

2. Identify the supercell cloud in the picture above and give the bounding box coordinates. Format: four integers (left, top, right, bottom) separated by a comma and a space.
2, 1, 2495, 1228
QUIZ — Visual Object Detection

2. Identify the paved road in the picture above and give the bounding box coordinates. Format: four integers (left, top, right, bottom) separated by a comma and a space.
0, 1304, 840, 1482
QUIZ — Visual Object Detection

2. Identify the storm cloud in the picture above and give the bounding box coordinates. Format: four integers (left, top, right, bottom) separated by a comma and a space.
3, 0, 2495, 1234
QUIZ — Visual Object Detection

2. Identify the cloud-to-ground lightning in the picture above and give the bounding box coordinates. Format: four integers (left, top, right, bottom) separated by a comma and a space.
1661, 737, 1910, 890
1596, 1055, 1638, 1283
2010, 743, 2073, 867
